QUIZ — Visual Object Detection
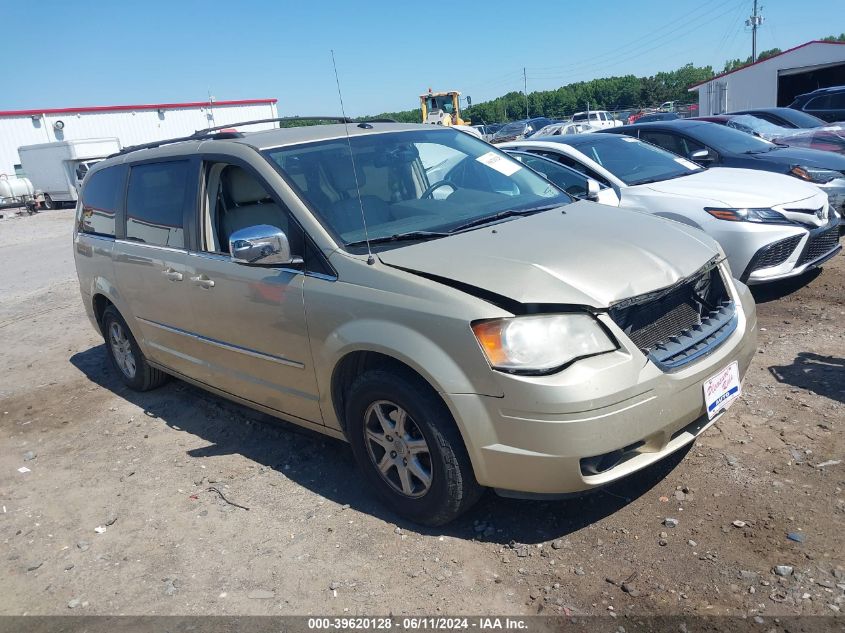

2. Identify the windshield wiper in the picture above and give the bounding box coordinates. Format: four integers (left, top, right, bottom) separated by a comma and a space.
450, 203, 563, 233
346, 231, 449, 247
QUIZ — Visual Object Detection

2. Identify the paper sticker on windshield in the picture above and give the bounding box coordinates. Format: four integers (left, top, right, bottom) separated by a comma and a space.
476, 151, 521, 176
674, 157, 700, 170
621, 136, 639, 142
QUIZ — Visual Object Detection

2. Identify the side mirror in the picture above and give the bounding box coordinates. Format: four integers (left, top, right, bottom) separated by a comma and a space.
586, 178, 601, 201
229, 224, 303, 266
690, 149, 712, 162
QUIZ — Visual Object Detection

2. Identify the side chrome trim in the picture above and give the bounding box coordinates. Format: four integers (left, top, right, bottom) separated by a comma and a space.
187, 251, 336, 280
77, 233, 116, 243
115, 239, 187, 254
137, 317, 305, 369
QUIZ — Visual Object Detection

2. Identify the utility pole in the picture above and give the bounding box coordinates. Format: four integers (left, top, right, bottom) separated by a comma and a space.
523, 67, 529, 119
746, 0, 763, 62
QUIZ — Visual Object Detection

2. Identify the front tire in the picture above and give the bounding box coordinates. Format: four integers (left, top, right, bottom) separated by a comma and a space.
41, 195, 53, 210
346, 369, 482, 526
102, 306, 168, 391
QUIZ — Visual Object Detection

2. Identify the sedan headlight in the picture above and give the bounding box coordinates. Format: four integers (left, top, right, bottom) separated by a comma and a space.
789, 165, 842, 184
471, 314, 617, 373
704, 207, 792, 224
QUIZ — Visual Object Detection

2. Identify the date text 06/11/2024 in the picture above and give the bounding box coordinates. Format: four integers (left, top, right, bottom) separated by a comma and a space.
306, 617, 529, 630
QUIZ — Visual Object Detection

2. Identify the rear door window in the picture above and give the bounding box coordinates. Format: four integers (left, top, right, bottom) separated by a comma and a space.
805, 95, 832, 111
78, 165, 126, 237
830, 93, 845, 109
638, 131, 686, 156
125, 161, 190, 248
532, 150, 612, 187
514, 154, 585, 198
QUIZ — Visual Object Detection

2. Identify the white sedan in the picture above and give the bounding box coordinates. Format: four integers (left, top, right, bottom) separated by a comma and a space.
500, 135, 841, 284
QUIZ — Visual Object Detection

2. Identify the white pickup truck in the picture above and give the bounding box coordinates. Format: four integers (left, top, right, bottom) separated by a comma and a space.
571, 110, 623, 129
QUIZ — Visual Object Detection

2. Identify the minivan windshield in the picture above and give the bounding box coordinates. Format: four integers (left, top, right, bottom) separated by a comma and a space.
567, 135, 703, 186
263, 128, 569, 247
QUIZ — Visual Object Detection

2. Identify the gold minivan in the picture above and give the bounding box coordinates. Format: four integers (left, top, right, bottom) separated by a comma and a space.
74, 121, 757, 525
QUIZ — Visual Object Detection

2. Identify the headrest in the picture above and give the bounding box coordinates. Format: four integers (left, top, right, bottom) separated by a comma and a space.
226, 166, 269, 205
324, 154, 365, 191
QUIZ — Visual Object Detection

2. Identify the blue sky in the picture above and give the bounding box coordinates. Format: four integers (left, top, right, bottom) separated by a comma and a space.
0, 0, 837, 115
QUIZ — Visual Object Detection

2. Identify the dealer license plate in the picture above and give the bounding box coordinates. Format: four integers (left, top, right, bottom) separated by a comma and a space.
703, 361, 741, 420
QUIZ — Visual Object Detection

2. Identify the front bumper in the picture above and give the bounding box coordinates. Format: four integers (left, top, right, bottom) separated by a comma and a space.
446, 276, 758, 495
743, 217, 842, 284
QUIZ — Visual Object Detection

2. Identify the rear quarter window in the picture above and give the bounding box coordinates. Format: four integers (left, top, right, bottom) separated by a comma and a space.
78, 165, 127, 237
125, 161, 190, 249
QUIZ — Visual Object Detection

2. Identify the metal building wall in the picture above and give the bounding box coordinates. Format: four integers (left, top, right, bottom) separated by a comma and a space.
0, 101, 278, 175
689, 42, 845, 116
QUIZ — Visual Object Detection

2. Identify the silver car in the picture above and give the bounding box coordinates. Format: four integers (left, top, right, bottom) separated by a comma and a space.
74, 122, 757, 525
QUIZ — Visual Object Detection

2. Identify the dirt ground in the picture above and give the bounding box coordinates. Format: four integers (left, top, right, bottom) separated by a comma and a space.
1, 210, 843, 617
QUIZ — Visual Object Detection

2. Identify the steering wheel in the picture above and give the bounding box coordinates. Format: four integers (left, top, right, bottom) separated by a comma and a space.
421, 180, 458, 199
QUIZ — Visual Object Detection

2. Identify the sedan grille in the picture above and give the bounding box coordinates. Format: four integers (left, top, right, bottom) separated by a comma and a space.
609, 263, 736, 371
797, 223, 841, 265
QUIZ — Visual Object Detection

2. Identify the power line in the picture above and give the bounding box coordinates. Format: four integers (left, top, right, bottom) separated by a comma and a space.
461, 0, 733, 97
712, 0, 749, 61
527, 0, 735, 74
522, 2, 742, 85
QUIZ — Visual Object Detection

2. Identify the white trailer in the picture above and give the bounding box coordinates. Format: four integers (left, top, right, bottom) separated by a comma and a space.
18, 138, 121, 208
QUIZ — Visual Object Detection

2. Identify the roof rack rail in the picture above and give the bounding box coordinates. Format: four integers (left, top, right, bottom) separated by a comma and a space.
193, 116, 398, 135
110, 116, 401, 158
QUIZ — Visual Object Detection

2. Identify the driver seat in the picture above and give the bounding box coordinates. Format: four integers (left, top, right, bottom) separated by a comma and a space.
323, 159, 393, 234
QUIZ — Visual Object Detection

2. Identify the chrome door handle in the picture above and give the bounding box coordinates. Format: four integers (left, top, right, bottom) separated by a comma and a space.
162, 268, 183, 281
191, 274, 215, 288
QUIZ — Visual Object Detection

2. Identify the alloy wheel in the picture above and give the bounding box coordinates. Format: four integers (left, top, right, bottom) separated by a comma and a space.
363, 400, 433, 498
109, 321, 137, 379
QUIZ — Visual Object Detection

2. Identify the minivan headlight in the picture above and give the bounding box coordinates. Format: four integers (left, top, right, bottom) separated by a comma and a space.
471, 314, 617, 373
704, 207, 792, 224
789, 165, 841, 184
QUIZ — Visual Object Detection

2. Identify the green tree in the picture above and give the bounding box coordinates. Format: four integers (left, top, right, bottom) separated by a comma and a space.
721, 48, 782, 74
363, 34, 843, 124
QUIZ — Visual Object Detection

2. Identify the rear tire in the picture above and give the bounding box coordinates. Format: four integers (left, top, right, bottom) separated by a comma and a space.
102, 305, 168, 391
345, 369, 483, 526
41, 195, 53, 210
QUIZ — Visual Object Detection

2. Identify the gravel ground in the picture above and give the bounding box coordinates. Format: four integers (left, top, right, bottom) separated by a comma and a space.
1, 210, 843, 616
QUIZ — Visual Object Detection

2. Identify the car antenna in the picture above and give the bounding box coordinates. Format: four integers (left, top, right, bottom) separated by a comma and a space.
331, 49, 375, 265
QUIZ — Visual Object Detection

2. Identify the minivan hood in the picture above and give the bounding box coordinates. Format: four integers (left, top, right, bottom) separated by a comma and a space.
643, 167, 823, 207
378, 201, 719, 309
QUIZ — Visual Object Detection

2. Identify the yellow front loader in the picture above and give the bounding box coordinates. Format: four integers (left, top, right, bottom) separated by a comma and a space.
420, 90, 470, 126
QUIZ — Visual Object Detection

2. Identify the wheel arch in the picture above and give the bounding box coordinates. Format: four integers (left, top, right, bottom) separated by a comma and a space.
331, 350, 450, 435
88, 284, 143, 346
